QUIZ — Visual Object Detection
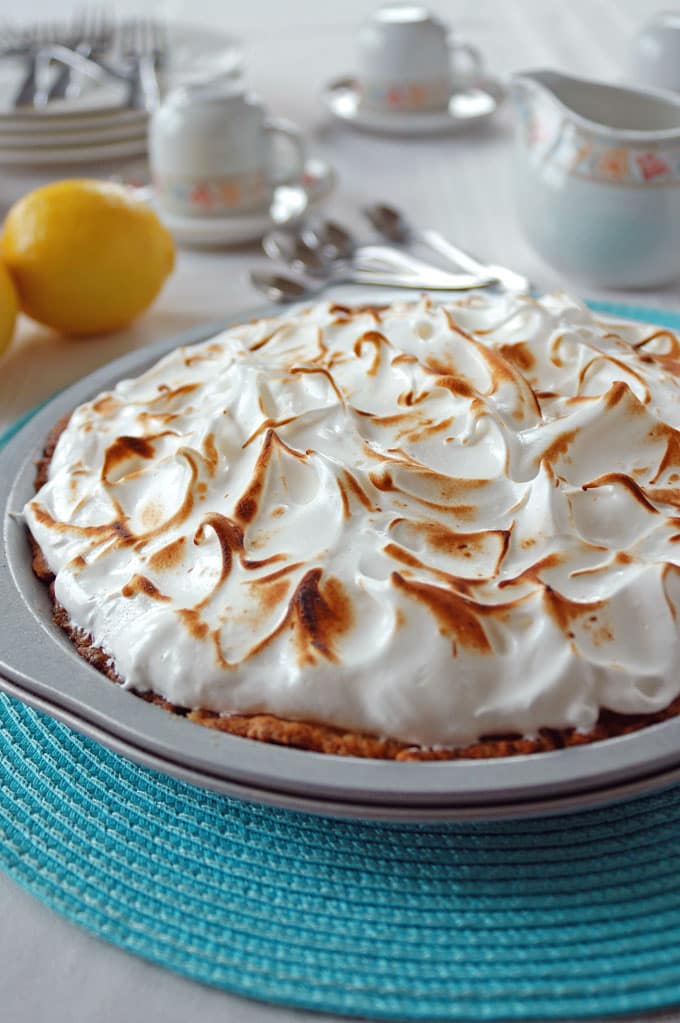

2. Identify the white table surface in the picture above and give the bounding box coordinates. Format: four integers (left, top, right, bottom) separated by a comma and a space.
2, 1, 680, 1020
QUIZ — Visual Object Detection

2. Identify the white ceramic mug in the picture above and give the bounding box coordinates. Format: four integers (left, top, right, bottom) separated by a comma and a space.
150, 82, 306, 217
356, 4, 483, 113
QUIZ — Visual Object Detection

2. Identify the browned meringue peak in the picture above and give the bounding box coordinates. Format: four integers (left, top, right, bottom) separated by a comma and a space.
23, 293, 680, 747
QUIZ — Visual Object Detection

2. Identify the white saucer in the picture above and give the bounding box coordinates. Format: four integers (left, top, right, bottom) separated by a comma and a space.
323, 75, 505, 135
155, 157, 336, 247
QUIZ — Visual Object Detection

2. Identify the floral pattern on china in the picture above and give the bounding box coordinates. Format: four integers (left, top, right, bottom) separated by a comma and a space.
358, 76, 452, 111
514, 82, 680, 186
152, 169, 268, 213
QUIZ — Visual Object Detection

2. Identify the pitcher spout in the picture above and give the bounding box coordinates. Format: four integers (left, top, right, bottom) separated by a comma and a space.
509, 69, 565, 98
510, 68, 680, 142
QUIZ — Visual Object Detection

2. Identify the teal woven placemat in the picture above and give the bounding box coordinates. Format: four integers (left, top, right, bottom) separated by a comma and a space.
3, 299, 680, 1022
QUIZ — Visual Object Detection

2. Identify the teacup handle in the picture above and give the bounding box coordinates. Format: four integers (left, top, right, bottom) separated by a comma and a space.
449, 39, 483, 79
264, 119, 306, 187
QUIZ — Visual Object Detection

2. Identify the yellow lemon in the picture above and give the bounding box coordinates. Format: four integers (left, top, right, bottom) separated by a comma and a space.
0, 259, 18, 356
2, 179, 175, 336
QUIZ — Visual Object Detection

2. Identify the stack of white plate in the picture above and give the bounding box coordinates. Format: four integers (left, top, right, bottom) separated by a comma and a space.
0, 99, 150, 167
0, 22, 240, 168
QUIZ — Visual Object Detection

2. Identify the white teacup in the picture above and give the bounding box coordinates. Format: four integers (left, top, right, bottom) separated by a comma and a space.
357, 4, 483, 113
150, 82, 306, 218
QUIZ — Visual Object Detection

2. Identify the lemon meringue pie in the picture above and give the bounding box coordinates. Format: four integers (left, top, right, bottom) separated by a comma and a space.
25, 293, 680, 758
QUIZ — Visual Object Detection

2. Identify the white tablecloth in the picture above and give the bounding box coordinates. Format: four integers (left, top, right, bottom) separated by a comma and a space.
2, 1, 680, 1019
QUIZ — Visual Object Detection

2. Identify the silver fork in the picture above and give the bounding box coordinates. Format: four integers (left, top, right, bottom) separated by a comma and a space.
46, 8, 113, 102
12, 19, 77, 107
120, 17, 166, 111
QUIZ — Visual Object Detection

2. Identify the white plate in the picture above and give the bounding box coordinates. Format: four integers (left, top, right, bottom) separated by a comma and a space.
323, 75, 505, 135
155, 157, 336, 247
0, 106, 148, 133
0, 134, 148, 166
0, 117, 148, 147
0, 20, 240, 124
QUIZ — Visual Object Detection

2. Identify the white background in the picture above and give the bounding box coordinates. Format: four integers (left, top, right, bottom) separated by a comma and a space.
2, 0, 680, 1019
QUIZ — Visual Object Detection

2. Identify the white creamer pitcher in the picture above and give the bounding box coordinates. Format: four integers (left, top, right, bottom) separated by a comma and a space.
510, 69, 680, 287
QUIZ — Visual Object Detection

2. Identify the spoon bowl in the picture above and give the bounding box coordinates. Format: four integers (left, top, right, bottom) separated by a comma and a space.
363, 203, 409, 243
302, 220, 355, 262
250, 270, 311, 303
264, 222, 355, 276
262, 231, 331, 278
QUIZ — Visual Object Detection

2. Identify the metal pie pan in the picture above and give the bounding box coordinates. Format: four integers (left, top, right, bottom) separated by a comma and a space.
3, 311, 680, 822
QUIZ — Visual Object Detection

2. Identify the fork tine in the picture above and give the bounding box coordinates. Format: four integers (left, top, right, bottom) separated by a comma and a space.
140, 17, 149, 55
0, 20, 17, 48
144, 18, 155, 55
152, 18, 167, 57
70, 8, 86, 43
119, 17, 135, 56
136, 17, 146, 55
95, 8, 114, 48
87, 6, 105, 44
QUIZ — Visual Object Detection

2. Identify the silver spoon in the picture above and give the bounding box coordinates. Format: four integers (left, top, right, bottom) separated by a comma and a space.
301, 220, 354, 262
262, 225, 356, 277
262, 231, 330, 278
251, 271, 312, 303
250, 263, 496, 304
363, 202, 530, 293
263, 226, 496, 287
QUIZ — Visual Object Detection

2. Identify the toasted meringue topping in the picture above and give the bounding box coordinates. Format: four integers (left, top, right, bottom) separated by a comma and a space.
25, 294, 680, 748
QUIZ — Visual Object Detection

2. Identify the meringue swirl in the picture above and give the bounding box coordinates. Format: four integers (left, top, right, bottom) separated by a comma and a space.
25, 294, 680, 748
